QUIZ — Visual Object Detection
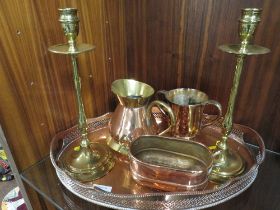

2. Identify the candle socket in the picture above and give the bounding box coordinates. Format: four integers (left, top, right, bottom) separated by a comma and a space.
239, 8, 261, 45
59, 8, 79, 51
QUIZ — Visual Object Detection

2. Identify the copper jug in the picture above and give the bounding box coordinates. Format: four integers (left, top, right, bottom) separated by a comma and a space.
107, 79, 175, 155
157, 88, 222, 139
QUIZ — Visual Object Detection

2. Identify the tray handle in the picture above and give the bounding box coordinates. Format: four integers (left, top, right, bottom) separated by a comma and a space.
234, 124, 265, 165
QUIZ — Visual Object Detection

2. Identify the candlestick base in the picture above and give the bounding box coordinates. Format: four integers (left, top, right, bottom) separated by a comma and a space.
210, 148, 245, 182
59, 142, 115, 182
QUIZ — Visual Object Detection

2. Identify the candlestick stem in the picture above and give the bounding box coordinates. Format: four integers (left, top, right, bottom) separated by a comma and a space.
71, 55, 90, 147
221, 54, 245, 145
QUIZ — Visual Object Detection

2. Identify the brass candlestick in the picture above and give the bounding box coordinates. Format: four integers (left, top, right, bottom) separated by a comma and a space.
49, 8, 114, 181
210, 8, 270, 182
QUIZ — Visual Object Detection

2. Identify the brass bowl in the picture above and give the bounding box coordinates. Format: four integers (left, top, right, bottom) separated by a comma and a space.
129, 135, 213, 191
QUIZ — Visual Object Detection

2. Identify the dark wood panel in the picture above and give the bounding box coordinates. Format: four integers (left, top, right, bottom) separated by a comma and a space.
103, 0, 128, 110
0, 0, 280, 208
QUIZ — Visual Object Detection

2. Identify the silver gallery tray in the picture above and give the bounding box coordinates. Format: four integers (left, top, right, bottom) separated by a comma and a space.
50, 112, 265, 210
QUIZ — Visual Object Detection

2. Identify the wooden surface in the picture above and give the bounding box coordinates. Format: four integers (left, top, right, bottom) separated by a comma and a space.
0, 0, 280, 208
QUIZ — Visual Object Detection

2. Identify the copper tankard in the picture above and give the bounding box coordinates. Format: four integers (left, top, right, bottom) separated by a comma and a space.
107, 79, 175, 155
158, 88, 222, 139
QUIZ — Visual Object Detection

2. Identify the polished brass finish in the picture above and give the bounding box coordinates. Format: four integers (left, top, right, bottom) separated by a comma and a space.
111, 79, 155, 108
58, 8, 79, 52
129, 135, 213, 191
158, 88, 222, 139
48, 8, 95, 55
59, 142, 115, 182
49, 8, 114, 181
211, 8, 270, 181
108, 79, 176, 155
219, 44, 270, 55
48, 43, 95, 54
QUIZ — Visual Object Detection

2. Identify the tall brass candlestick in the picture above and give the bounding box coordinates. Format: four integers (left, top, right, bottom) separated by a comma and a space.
49, 8, 114, 181
210, 8, 270, 181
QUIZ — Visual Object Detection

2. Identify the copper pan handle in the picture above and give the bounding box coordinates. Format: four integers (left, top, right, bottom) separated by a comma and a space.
147, 100, 176, 136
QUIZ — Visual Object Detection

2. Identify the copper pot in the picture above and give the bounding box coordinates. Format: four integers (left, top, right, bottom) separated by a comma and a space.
129, 135, 213, 191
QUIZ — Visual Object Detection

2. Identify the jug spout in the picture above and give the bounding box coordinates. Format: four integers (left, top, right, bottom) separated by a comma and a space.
111, 79, 154, 107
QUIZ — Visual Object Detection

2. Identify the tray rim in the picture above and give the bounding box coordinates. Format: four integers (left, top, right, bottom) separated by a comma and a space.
49, 112, 264, 209
56, 165, 258, 210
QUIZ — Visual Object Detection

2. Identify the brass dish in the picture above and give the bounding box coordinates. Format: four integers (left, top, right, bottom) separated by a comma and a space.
129, 136, 213, 191
50, 112, 265, 209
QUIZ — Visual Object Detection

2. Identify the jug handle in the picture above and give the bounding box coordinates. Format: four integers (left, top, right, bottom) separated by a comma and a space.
155, 90, 168, 101
147, 100, 176, 135
201, 100, 222, 128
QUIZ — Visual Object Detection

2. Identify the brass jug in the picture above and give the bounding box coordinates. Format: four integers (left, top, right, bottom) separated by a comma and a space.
107, 79, 176, 155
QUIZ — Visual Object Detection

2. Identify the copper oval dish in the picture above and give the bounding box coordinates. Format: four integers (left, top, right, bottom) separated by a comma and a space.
129, 135, 213, 191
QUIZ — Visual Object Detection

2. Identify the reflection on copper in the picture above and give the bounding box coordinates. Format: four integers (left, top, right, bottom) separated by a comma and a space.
129, 135, 213, 191
157, 88, 222, 139
108, 79, 175, 155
